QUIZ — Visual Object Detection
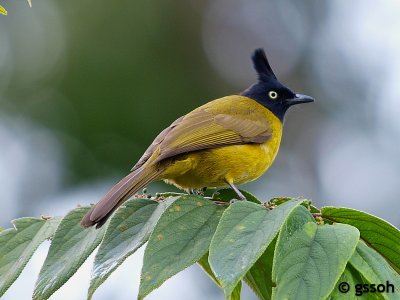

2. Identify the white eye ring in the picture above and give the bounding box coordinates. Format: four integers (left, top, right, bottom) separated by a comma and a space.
268, 91, 278, 99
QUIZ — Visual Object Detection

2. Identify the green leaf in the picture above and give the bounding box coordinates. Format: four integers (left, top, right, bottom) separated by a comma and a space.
139, 195, 224, 299
329, 264, 382, 300
272, 206, 360, 299
267, 197, 293, 206
0, 5, 7, 15
231, 281, 242, 300
212, 188, 261, 204
322, 207, 400, 272
349, 240, 400, 299
209, 199, 305, 297
88, 197, 176, 299
243, 238, 276, 300
304, 203, 320, 214
0, 217, 61, 297
33, 207, 106, 300
198, 253, 241, 300
155, 192, 186, 198
198, 253, 221, 287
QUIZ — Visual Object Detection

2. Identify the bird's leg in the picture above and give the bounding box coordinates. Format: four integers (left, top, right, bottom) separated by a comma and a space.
226, 180, 247, 201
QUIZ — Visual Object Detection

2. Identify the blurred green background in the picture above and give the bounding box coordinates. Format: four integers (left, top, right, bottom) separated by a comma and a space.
1, 1, 400, 299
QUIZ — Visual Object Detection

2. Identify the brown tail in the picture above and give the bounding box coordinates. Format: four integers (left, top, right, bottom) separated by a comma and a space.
81, 164, 161, 228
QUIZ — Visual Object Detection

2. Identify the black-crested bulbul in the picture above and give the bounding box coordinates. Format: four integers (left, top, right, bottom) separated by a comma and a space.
81, 48, 314, 228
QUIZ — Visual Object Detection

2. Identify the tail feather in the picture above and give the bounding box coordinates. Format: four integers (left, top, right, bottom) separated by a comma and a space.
81, 165, 161, 228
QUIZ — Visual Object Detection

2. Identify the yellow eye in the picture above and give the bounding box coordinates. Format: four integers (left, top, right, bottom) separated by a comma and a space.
268, 91, 278, 99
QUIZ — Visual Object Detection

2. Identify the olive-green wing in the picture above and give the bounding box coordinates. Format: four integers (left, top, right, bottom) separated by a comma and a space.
131, 95, 273, 170
131, 115, 184, 171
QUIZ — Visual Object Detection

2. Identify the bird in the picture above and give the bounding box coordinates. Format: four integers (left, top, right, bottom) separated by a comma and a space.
81, 48, 314, 228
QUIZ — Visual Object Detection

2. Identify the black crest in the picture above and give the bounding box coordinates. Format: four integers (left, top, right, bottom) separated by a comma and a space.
252, 48, 277, 81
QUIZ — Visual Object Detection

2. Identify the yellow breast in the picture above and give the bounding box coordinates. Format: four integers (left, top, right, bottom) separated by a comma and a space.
161, 103, 283, 190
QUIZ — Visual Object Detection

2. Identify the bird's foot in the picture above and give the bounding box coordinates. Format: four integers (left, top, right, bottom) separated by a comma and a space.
189, 187, 207, 196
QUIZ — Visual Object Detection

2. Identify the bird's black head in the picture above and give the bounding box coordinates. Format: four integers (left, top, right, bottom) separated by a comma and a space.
241, 48, 314, 122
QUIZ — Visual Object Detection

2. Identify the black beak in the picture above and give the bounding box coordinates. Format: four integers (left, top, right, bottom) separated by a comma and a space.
286, 94, 315, 106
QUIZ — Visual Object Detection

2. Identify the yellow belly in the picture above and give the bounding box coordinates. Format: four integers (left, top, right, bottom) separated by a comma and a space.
160, 129, 282, 190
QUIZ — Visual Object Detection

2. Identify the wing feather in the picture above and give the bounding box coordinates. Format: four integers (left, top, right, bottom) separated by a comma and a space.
132, 95, 274, 168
